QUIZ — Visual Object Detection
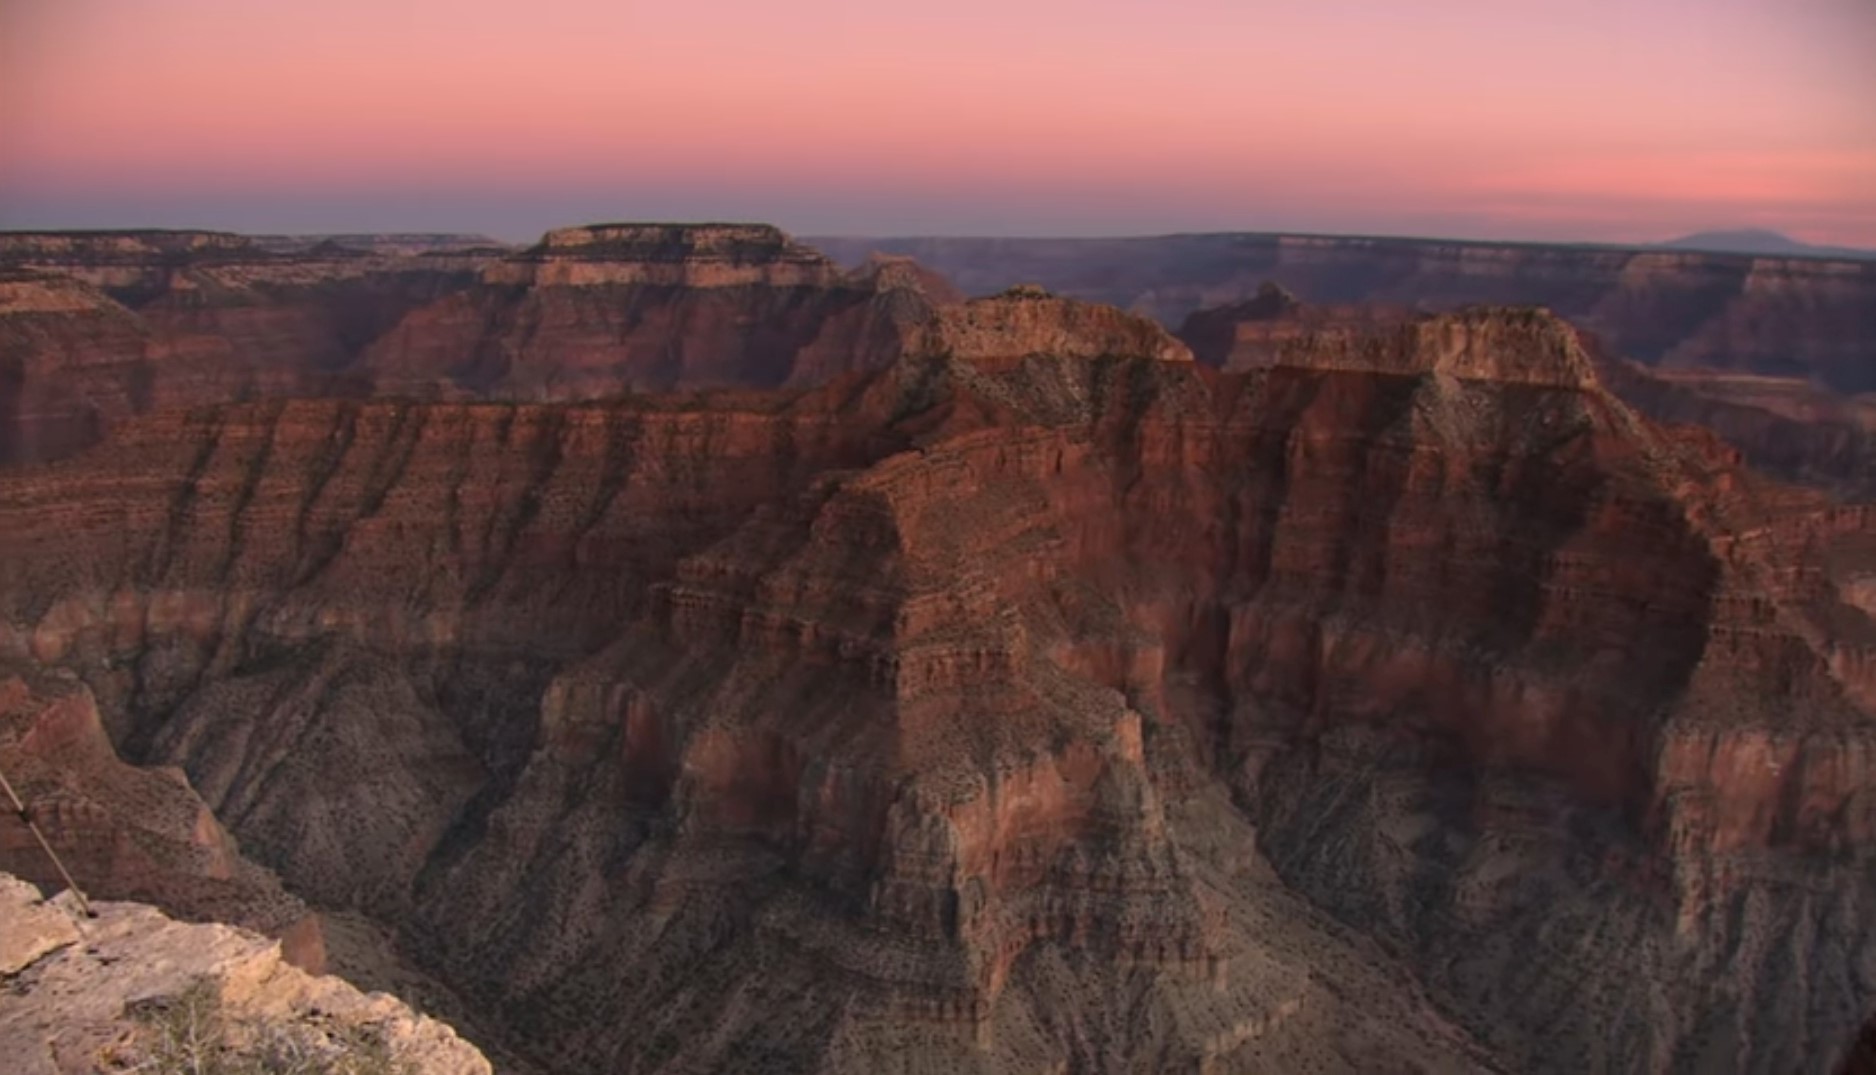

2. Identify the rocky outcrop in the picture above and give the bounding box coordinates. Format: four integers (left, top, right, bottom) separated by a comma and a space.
0, 302, 1871, 1072
1177, 293, 1876, 500
0, 223, 980, 464
0, 268, 154, 463
0, 233, 489, 464
1599, 361, 1876, 499
0, 873, 489, 1075
363, 222, 955, 399
0, 663, 322, 968
814, 232, 1876, 391
916, 285, 1192, 364
1180, 300, 1596, 386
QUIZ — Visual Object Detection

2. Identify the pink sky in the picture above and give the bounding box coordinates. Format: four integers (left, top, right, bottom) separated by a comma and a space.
2, 0, 1872, 244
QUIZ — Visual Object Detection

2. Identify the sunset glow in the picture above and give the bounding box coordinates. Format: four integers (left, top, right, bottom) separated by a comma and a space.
3, 0, 1873, 243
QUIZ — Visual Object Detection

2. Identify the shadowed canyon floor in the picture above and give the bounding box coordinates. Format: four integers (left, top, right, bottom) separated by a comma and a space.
2, 225, 1874, 1073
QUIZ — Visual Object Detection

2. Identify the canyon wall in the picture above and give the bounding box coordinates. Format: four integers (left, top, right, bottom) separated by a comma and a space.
0, 664, 323, 967
0, 225, 964, 464
813, 233, 1876, 391
0, 293, 1870, 1071
1177, 290, 1876, 502
0, 231, 487, 463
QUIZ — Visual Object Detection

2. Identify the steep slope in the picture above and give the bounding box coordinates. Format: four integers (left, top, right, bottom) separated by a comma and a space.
0, 225, 971, 464
1177, 292, 1876, 501
0, 664, 322, 967
813, 232, 1876, 391
0, 303, 1871, 1072
0, 268, 154, 463
1598, 363, 1876, 499
363, 223, 955, 398
0, 231, 489, 464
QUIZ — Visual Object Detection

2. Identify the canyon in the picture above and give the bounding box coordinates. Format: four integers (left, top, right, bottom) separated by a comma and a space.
1174, 282, 1876, 499
0, 226, 949, 464
812, 232, 1876, 391
0, 224, 1873, 1073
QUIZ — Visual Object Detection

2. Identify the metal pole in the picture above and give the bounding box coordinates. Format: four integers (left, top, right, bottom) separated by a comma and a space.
0, 762, 95, 918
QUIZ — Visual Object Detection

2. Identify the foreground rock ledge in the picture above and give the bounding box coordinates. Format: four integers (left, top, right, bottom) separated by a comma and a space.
0, 873, 489, 1075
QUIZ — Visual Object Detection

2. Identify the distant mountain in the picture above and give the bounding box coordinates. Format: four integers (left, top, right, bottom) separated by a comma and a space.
1662, 228, 1876, 260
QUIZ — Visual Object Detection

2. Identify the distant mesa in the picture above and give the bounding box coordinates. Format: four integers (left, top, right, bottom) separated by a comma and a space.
0, 229, 256, 264
1661, 228, 1876, 261
1177, 291, 1597, 388
809, 229, 1876, 394
531, 221, 820, 262
248, 232, 509, 256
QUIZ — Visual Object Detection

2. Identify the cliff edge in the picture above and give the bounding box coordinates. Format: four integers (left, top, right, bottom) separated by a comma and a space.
0, 873, 489, 1075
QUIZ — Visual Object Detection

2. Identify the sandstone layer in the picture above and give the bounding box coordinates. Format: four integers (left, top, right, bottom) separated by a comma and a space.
0, 873, 489, 1075
0, 296, 1870, 1072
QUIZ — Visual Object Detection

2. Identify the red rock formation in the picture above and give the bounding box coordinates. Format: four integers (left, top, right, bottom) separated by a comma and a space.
816, 232, 1876, 390
914, 284, 1192, 363
1599, 359, 1876, 498
0, 663, 322, 969
362, 223, 958, 399
1179, 290, 1876, 502
0, 232, 488, 464
0, 291, 1870, 1072
0, 224, 979, 464
0, 269, 152, 462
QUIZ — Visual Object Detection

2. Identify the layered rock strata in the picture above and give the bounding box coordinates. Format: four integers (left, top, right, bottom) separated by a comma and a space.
815, 232, 1876, 391
363, 223, 958, 399
0, 231, 488, 463
0, 225, 973, 463
0, 298, 1869, 1072
0, 663, 320, 964
1177, 290, 1876, 502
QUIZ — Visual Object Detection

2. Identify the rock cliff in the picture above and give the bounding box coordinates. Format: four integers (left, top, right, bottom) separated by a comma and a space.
0, 873, 489, 1075
0, 664, 322, 967
915, 285, 1192, 364
1598, 362, 1876, 499
814, 232, 1876, 391
363, 222, 955, 399
0, 300, 1870, 1072
1177, 291, 1876, 502
0, 225, 981, 464
0, 232, 488, 464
